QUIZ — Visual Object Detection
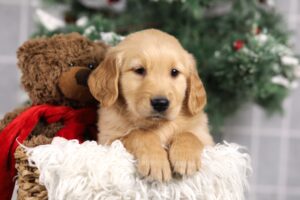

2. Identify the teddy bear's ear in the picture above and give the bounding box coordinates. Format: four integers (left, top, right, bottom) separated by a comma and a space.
17, 37, 48, 70
94, 40, 109, 50
17, 37, 62, 104
93, 41, 109, 63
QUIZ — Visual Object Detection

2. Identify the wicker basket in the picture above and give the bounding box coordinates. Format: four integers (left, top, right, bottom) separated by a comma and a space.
15, 135, 53, 200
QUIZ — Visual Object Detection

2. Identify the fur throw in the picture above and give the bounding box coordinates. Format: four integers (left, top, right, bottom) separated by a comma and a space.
25, 137, 251, 200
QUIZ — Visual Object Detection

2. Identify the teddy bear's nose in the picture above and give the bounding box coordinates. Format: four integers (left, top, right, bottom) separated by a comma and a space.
75, 69, 91, 86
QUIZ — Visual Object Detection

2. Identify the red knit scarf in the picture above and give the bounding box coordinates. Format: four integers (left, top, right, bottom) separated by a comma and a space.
0, 105, 98, 200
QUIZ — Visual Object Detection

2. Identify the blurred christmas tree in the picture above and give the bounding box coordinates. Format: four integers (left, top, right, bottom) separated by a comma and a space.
34, 0, 300, 140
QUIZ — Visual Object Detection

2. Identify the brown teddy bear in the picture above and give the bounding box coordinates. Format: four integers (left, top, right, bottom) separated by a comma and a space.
0, 33, 107, 200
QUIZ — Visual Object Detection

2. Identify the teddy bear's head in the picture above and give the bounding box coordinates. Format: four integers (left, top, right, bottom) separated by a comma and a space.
17, 33, 107, 107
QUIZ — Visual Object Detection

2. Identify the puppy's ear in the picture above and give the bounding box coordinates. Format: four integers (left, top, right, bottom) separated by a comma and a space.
186, 55, 207, 115
88, 50, 120, 107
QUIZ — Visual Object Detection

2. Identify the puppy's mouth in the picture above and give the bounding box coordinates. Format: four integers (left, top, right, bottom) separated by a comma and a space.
147, 113, 168, 121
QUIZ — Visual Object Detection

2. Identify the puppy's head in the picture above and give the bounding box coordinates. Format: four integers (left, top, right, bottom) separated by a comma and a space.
88, 29, 206, 121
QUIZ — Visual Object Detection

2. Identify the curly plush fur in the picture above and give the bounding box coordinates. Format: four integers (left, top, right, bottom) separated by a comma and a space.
0, 33, 107, 200
26, 137, 251, 200
18, 33, 107, 106
0, 33, 107, 132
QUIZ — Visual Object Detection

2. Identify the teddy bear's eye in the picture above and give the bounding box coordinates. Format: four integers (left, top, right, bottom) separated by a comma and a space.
87, 63, 95, 70
69, 63, 74, 67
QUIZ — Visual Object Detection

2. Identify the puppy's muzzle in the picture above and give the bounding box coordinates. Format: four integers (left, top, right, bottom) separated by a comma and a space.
151, 97, 169, 112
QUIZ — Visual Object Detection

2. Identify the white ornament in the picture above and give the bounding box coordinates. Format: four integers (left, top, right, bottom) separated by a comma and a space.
76, 16, 89, 27
281, 56, 299, 66
79, 0, 126, 12
255, 34, 268, 44
266, 0, 275, 6
36, 9, 65, 31
100, 32, 125, 44
83, 26, 96, 36
271, 75, 292, 88
100, 32, 115, 42
271, 75, 298, 89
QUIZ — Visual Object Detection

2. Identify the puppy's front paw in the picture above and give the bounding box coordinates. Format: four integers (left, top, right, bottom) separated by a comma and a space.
137, 148, 171, 182
169, 145, 201, 176
121, 131, 171, 182
169, 132, 203, 176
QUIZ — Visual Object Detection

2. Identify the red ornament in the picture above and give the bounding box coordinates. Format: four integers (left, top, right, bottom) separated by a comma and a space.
255, 27, 261, 35
107, 0, 120, 4
233, 40, 245, 51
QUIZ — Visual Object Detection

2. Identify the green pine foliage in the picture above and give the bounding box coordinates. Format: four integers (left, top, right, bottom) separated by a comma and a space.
35, 0, 299, 136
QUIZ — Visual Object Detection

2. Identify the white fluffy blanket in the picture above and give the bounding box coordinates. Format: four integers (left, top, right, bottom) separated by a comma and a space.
26, 137, 251, 200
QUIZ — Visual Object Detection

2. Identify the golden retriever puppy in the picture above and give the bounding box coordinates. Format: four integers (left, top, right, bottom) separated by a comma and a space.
88, 29, 214, 182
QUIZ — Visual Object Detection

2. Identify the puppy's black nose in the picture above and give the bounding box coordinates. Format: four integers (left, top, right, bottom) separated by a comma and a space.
151, 97, 169, 112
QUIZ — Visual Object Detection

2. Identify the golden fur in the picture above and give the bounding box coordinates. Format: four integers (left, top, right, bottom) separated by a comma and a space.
88, 29, 214, 182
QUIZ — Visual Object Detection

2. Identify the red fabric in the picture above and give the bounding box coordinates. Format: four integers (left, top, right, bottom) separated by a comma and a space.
0, 105, 97, 200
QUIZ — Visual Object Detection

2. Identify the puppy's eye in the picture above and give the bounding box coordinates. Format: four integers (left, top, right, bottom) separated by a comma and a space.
69, 63, 74, 67
171, 68, 179, 77
87, 63, 95, 70
134, 67, 146, 76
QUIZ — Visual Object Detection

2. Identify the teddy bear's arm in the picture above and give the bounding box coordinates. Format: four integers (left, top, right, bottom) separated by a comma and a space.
0, 106, 30, 133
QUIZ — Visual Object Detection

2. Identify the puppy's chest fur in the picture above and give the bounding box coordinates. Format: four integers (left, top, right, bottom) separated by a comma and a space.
97, 106, 213, 146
